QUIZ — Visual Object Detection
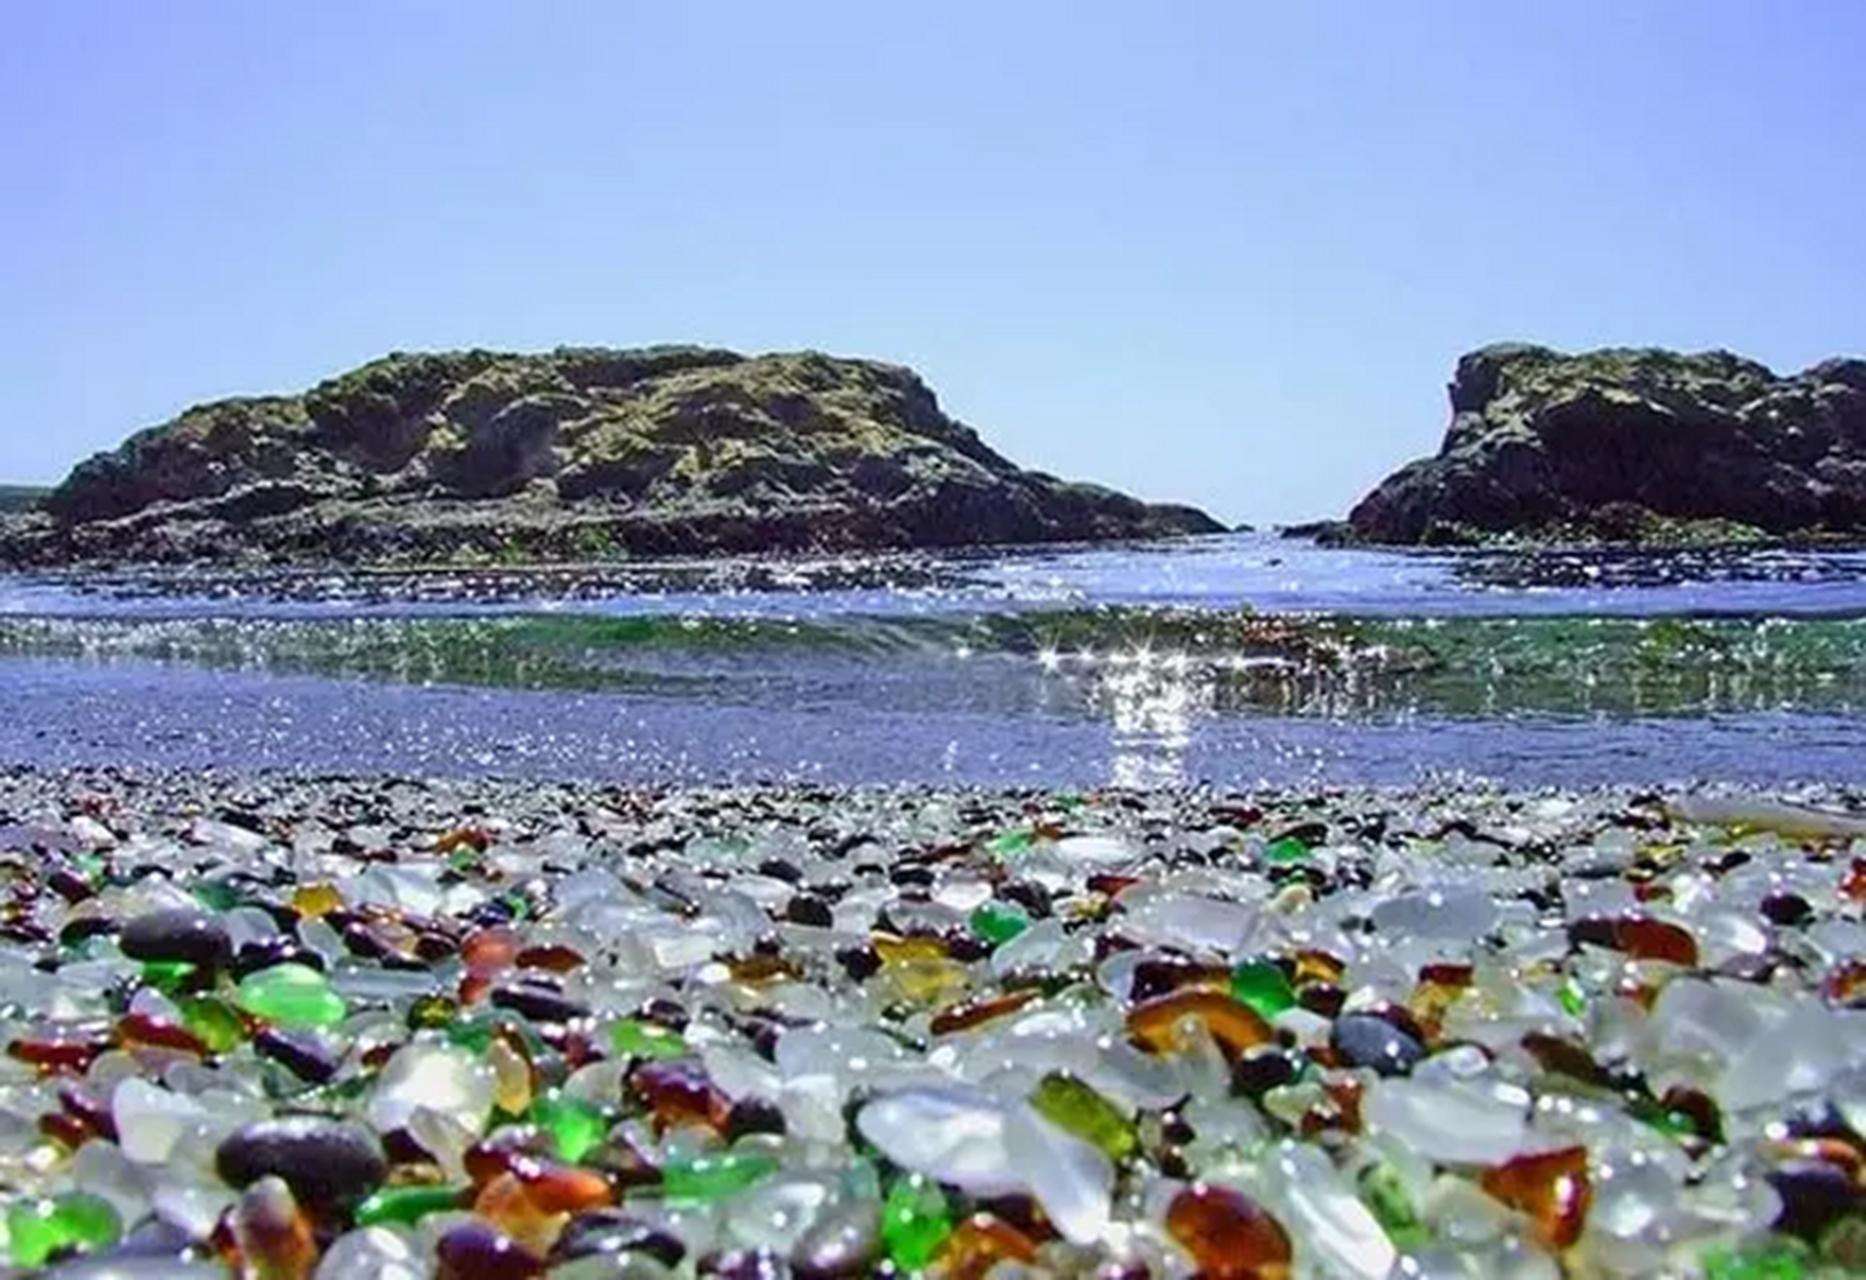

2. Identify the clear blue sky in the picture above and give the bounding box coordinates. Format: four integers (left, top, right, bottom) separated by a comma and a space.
3, 2, 1861, 525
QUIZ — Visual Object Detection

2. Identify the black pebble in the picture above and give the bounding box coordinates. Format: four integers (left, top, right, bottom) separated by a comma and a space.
119, 909, 232, 969
436, 1221, 541, 1280
1298, 982, 1347, 1019
834, 945, 881, 982
724, 1097, 787, 1141
491, 981, 591, 1025
233, 936, 325, 980
786, 894, 834, 928
1760, 891, 1814, 927
1769, 1159, 1866, 1242
1332, 1012, 1426, 1076
216, 1116, 387, 1213
553, 1210, 687, 1267
255, 1028, 341, 1084
59, 917, 119, 948
1231, 1047, 1303, 1098
997, 880, 1052, 919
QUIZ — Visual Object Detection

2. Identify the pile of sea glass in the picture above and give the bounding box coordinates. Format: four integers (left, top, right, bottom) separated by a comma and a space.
0, 766, 1862, 1277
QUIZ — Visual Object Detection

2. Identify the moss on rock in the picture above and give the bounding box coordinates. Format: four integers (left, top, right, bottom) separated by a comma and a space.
11, 346, 1221, 567
1349, 343, 1866, 545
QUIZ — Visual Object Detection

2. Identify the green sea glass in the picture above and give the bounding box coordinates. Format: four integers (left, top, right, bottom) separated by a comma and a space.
7, 1193, 122, 1267
610, 1018, 687, 1060
179, 994, 246, 1054
883, 1173, 953, 1270
1029, 1071, 1137, 1161
236, 963, 347, 1029
355, 1185, 466, 1228
969, 902, 1031, 946
661, 1152, 780, 1203
532, 1090, 606, 1163
1230, 959, 1297, 1018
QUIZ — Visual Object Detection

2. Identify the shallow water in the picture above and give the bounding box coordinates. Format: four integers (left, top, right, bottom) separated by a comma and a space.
5, 532, 1866, 788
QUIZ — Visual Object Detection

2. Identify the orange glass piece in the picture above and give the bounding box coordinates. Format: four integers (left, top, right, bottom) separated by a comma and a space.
1613, 915, 1697, 965
232, 1176, 318, 1280
1325, 1078, 1365, 1132
474, 1171, 567, 1260
939, 1212, 1040, 1280
1762, 1137, 1865, 1180
1825, 959, 1866, 1006
463, 927, 523, 980
1165, 1182, 1293, 1279
1127, 990, 1274, 1060
1841, 858, 1866, 903
930, 989, 1040, 1036
1481, 1145, 1592, 1250
434, 826, 494, 855
512, 1158, 615, 1214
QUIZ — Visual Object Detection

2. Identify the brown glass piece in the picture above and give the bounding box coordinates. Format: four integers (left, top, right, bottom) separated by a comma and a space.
1165, 1182, 1293, 1279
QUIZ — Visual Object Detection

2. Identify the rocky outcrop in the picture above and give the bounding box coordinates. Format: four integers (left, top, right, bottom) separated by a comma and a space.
2, 347, 1222, 566
1347, 344, 1866, 544
0, 487, 46, 515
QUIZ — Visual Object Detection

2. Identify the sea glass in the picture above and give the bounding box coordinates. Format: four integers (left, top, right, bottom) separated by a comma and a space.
238, 964, 348, 1029
1166, 1182, 1293, 1279
883, 1173, 953, 1271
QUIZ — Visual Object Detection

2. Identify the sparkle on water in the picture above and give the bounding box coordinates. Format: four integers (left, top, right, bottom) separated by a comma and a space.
8, 532, 1866, 786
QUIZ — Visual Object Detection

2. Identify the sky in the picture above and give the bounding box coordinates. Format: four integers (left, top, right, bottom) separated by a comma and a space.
2, 3, 1862, 526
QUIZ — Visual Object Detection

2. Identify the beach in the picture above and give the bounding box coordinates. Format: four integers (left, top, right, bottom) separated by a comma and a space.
0, 761, 1861, 1275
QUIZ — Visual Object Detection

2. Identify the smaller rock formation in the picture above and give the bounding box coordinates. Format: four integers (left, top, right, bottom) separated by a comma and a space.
1347, 344, 1866, 545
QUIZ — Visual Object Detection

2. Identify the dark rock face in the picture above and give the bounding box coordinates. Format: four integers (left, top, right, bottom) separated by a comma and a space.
1347, 344, 1866, 544
4, 346, 1221, 566
0, 486, 47, 514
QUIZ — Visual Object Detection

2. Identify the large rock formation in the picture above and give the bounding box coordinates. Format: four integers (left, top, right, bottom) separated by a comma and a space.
1, 346, 1221, 566
1347, 344, 1866, 544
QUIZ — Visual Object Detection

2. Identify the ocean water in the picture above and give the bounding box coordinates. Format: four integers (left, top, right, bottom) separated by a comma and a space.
4, 531, 1866, 789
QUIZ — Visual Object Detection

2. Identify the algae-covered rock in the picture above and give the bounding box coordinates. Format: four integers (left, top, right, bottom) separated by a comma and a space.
6, 347, 1221, 566
1348, 344, 1866, 545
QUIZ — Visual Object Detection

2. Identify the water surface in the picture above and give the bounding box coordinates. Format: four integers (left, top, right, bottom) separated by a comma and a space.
5, 533, 1866, 789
